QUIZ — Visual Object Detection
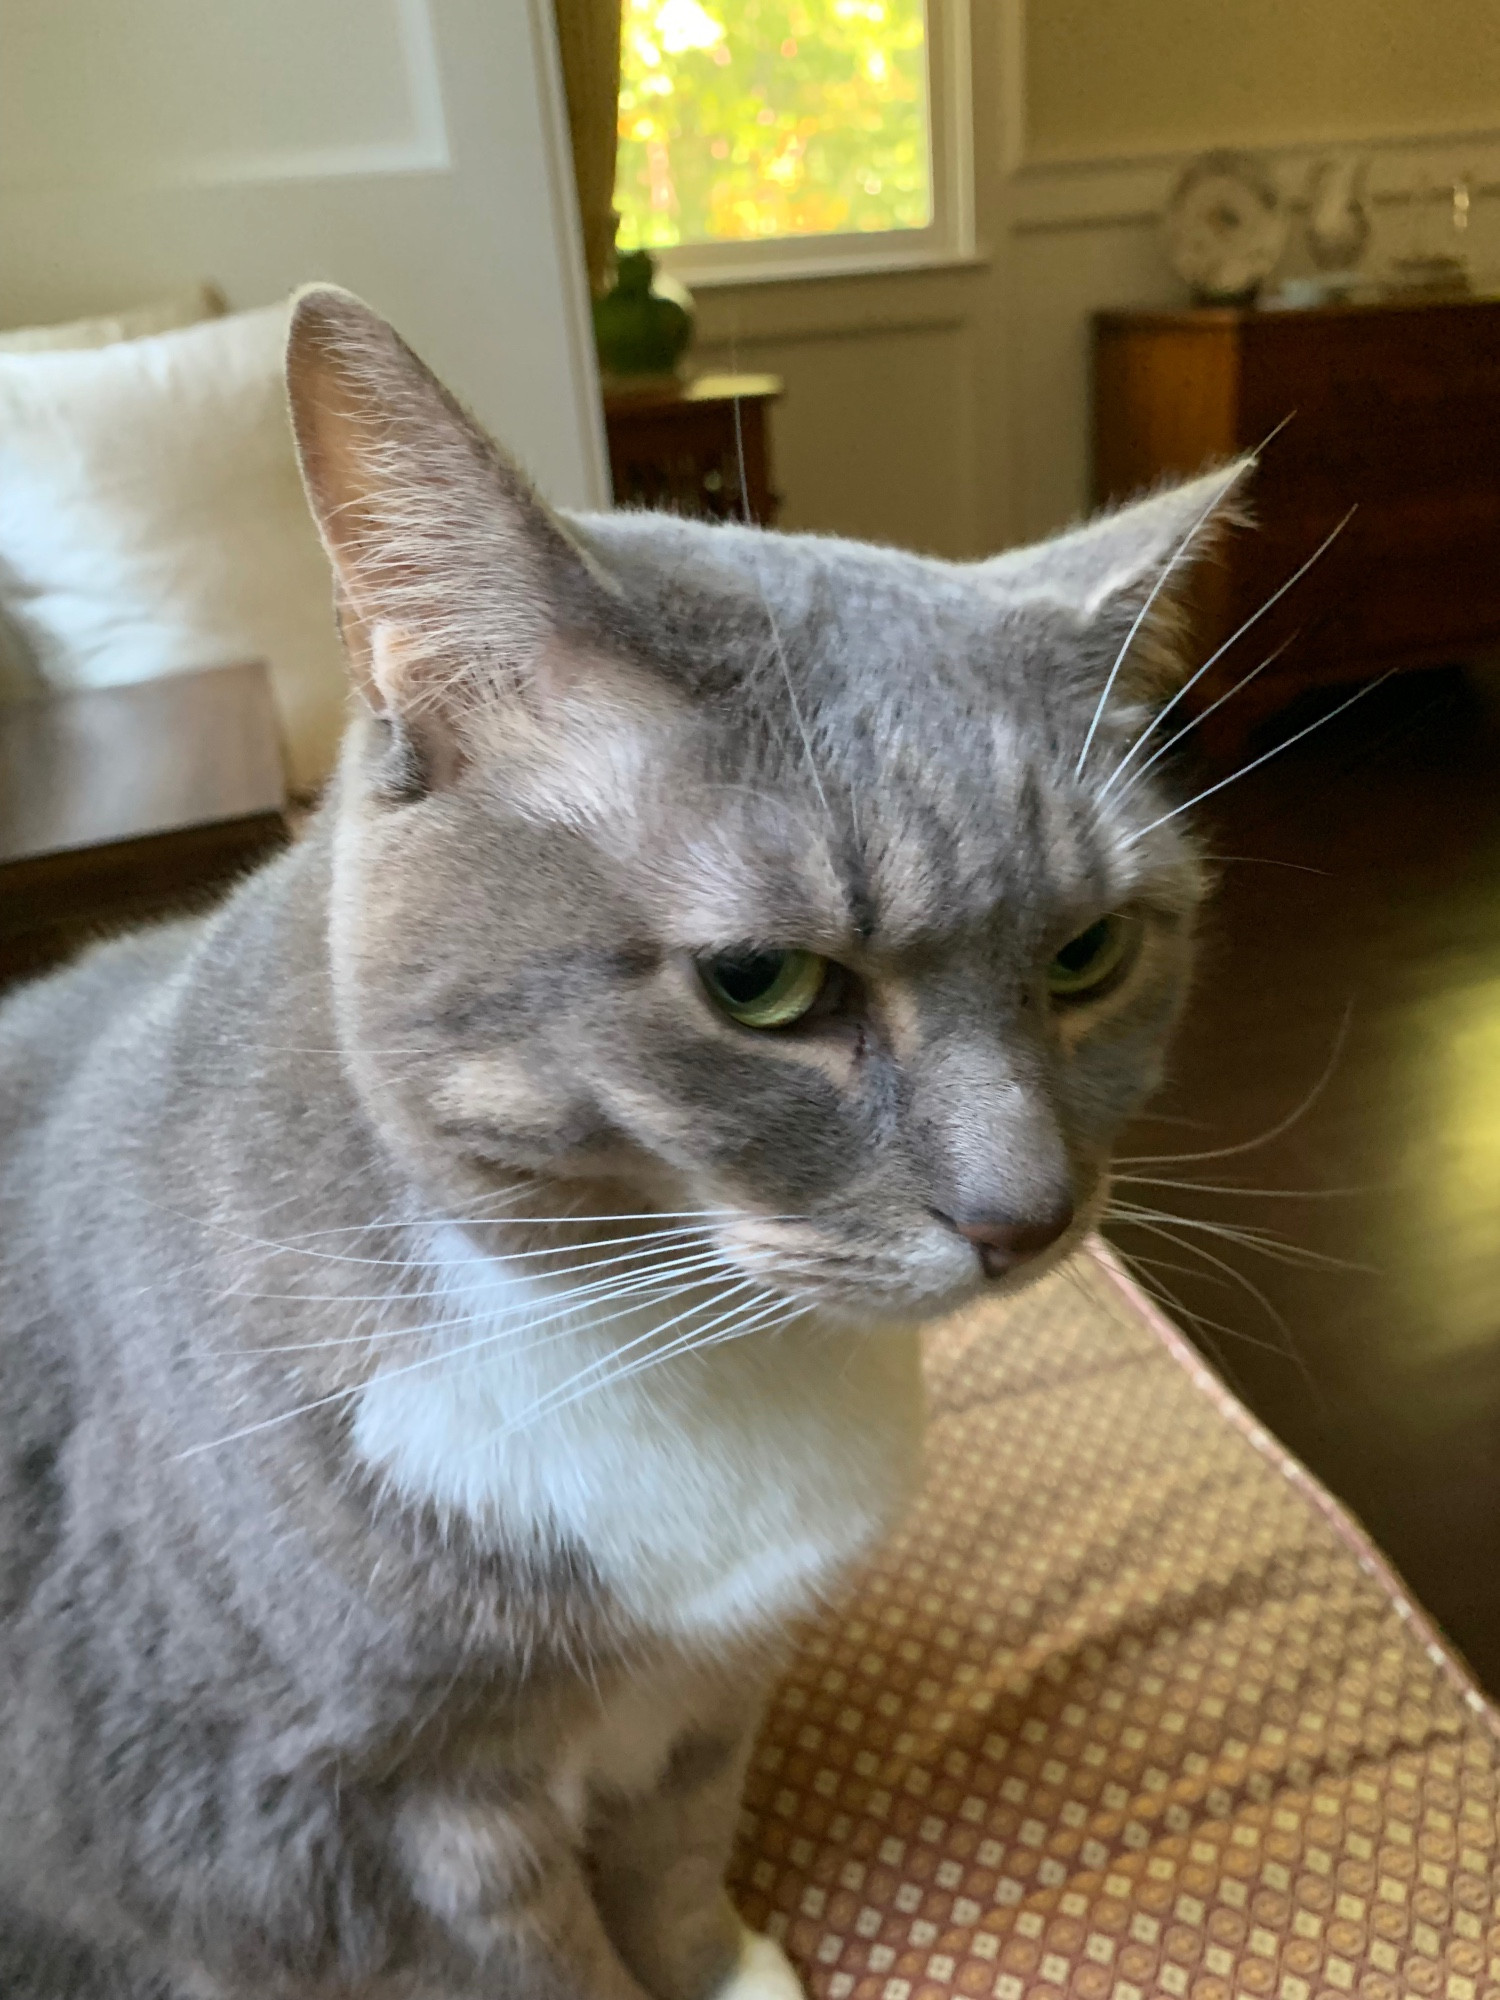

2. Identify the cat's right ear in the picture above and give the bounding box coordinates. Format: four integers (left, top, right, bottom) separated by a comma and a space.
284, 284, 595, 747
978, 459, 1255, 712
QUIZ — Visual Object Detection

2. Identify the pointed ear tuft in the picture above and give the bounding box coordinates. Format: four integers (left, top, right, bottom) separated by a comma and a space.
284, 285, 586, 722
982, 456, 1255, 702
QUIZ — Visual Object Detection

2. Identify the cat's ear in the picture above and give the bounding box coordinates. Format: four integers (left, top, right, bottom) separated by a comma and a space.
284, 284, 601, 744
981, 459, 1254, 701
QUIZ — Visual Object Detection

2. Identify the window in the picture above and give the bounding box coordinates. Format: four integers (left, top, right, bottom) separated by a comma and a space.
614, 0, 972, 282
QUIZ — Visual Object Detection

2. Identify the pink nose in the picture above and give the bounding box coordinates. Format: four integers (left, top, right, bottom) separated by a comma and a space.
952, 1203, 1075, 1279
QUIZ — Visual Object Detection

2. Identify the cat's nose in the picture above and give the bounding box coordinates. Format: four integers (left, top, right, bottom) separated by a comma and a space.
946, 1201, 1075, 1279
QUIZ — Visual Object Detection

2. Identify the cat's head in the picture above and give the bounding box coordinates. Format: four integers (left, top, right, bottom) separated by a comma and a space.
286, 288, 1248, 1326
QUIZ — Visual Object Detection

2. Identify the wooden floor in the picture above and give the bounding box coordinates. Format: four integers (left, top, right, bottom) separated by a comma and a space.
1110, 666, 1500, 1694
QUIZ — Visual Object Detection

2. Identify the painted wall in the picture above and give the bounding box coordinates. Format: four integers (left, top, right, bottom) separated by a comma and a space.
0, 0, 608, 510
691, 266, 992, 558
688, 0, 1500, 562
1027, 0, 1500, 160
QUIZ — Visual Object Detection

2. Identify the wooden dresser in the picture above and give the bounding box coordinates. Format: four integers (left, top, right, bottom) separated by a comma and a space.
604, 373, 782, 525
1093, 298, 1500, 758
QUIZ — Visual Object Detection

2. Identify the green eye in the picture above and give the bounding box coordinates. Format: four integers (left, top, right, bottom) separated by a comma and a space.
700, 948, 828, 1029
1047, 914, 1138, 1001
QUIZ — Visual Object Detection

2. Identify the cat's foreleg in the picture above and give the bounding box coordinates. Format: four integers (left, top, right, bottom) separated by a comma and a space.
587, 1725, 804, 2000
398, 1789, 658, 2000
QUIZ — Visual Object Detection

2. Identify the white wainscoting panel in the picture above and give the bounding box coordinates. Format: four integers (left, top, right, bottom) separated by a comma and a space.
0, 0, 607, 511
0, 0, 449, 193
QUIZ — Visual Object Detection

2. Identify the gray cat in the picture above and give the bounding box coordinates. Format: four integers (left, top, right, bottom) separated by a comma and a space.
0, 288, 1245, 1999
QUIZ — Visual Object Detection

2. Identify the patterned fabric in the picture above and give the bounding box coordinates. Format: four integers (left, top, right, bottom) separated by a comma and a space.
732, 1243, 1499, 2000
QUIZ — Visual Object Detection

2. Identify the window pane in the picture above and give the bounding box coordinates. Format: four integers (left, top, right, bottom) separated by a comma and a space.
616, 0, 932, 250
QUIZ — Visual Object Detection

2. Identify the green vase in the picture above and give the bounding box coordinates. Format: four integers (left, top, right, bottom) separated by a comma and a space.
593, 250, 694, 379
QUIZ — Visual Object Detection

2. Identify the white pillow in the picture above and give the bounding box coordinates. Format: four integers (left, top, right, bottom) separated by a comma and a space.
0, 282, 225, 353
0, 302, 348, 791
0, 283, 228, 696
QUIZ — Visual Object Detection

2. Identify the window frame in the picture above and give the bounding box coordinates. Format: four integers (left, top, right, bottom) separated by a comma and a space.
636, 0, 976, 289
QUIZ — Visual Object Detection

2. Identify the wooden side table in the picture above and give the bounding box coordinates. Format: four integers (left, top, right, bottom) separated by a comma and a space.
0, 662, 289, 987
1093, 298, 1500, 760
603, 373, 782, 525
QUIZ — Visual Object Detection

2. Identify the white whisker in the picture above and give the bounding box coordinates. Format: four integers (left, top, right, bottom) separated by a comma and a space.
1114, 1005, 1351, 1166
1098, 506, 1355, 804
1106, 1201, 1367, 1273
1109, 1243, 1287, 1375
1109, 630, 1299, 809
177, 1259, 777, 1460
500, 1289, 809, 1438
1075, 457, 1252, 779
1111, 1173, 1372, 1200
1122, 671, 1398, 847
232, 1253, 734, 1352
1109, 1247, 1239, 1293
732, 388, 834, 830
274, 1206, 773, 1241
1200, 853, 1330, 876
1106, 1215, 1313, 1382
216, 1228, 722, 1302
130, 1197, 722, 1275
486, 1279, 769, 1437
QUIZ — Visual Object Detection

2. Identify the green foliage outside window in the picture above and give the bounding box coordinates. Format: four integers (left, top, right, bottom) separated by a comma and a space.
615, 0, 931, 249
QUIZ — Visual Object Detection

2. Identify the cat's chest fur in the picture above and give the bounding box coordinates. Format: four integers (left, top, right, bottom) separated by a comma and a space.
352, 1226, 924, 1641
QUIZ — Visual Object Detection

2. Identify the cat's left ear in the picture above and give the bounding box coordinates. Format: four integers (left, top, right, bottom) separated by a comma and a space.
980, 459, 1255, 701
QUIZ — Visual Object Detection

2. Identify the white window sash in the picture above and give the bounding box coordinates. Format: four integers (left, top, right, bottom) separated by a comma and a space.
649, 0, 975, 289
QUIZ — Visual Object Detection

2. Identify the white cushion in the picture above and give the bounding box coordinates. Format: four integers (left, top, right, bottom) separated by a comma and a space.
0, 283, 225, 353
0, 302, 348, 791
0, 283, 228, 696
